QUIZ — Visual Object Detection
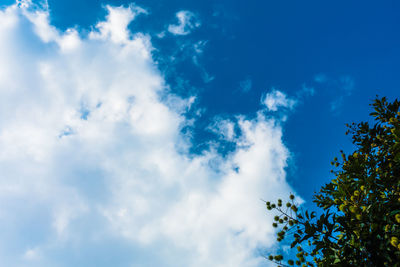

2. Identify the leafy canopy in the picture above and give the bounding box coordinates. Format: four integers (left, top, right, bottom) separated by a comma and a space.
266, 97, 400, 266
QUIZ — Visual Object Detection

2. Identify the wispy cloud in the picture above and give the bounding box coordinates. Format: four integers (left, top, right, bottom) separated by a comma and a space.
314, 73, 328, 83
314, 74, 355, 112
239, 77, 252, 93
0, 2, 295, 266
192, 40, 214, 83
262, 89, 297, 112
168, 10, 200, 36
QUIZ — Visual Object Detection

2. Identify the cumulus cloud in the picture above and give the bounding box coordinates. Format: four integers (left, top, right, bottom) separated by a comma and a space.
168, 10, 200, 35
90, 4, 147, 44
0, 2, 295, 267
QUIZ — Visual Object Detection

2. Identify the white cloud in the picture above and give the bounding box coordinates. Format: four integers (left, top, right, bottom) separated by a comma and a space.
89, 4, 147, 44
208, 118, 236, 141
23, 247, 41, 261
168, 10, 200, 36
0, 2, 295, 267
262, 89, 296, 112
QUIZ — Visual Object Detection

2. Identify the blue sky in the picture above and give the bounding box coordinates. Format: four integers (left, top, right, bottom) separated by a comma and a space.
43, 0, 400, 200
0, 0, 398, 266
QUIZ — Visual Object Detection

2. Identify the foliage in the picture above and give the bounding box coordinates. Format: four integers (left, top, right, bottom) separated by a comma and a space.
266, 97, 400, 266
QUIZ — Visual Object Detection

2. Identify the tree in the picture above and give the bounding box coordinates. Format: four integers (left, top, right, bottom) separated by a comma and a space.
266, 97, 400, 266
